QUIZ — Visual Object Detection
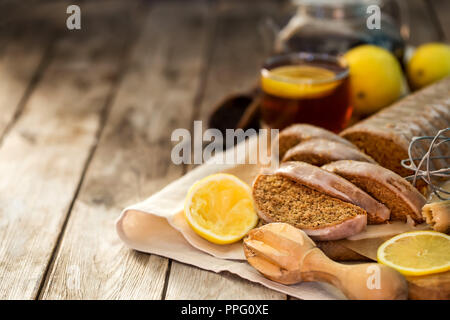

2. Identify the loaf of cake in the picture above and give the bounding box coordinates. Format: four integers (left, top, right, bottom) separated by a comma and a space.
322, 160, 426, 223
340, 77, 450, 177
282, 138, 376, 166
252, 162, 391, 240
275, 123, 357, 159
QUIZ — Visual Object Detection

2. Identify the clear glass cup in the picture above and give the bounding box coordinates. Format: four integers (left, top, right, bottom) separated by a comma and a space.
260, 52, 352, 132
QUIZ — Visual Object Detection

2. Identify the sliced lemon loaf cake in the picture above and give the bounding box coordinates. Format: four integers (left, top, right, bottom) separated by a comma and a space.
282, 138, 376, 166
322, 160, 427, 223
276, 162, 390, 224
252, 162, 390, 240
340, 77, 450, 176
276, 124, 357, 159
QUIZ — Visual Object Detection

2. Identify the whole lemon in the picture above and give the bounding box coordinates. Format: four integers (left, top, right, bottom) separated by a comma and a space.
407, 43, 450, 90
344, 45, 403, 115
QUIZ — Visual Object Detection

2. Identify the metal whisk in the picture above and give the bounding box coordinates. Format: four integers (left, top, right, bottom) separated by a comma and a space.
401, 128, 450, 200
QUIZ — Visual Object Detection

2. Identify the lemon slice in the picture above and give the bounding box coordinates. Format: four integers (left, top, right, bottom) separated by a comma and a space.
184, 173, 258, 245
261, 65, 341, 99
377, 231, 450, 276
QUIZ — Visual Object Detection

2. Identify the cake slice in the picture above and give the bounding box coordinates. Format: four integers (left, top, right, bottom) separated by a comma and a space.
276, 162, 390, 224
275, 124, 357, 159
322, 160, 426, 222
252, 162, 390, 240
282, 138, 376, 166
252, 173, 367, 240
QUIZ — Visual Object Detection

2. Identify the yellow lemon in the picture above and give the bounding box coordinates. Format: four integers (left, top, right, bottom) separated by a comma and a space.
344, 45, 403, 115
407, 42, 450, 90
261, 65, 342, 99
377, 231, 450, 276
184, 173, 258, 245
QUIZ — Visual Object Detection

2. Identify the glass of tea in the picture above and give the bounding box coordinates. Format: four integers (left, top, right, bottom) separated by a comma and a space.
260, 52, 352, 132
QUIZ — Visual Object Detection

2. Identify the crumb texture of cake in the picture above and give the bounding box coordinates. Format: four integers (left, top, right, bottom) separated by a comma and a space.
340, 77, 450, 176
276, 161, 390, 223
275, 123, 357, 159
322, 160, 427, 223
252, 174, 367, 240
282, 138, 376, 166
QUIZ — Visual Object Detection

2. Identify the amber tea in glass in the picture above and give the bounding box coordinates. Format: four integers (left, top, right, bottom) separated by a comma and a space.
260, 53, 352, 132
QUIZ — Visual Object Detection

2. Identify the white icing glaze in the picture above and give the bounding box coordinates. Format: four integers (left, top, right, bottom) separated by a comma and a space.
276, 124, 358, 159
302, 214, 367, 241
282, 138, 376, 164
322, 160, 426, 222
278, 124, 357, 148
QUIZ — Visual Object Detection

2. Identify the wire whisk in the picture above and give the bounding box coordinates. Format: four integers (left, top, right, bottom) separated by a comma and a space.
400, 128, 450, 200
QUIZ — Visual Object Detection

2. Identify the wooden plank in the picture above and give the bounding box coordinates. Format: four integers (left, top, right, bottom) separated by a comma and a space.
0, 2, 141, 300
40, 1, 213, 299
166, 265, 287, 300
428, 0, 450, 41
406, 0, 442, 45
195, 0, 280, 124
196, 0, 290, 123
165, 0, 287, 300
0, 18, 53, 139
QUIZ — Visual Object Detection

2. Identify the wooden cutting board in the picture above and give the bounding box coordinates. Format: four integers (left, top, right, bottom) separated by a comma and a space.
333, 238, 450, 300
407, 271, 450, 300
211, 90, 450, 300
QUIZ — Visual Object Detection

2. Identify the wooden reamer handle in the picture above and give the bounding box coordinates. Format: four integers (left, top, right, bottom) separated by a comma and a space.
243, 223, 408, 300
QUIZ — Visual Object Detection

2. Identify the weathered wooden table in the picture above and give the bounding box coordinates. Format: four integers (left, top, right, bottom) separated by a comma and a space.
0, 0, 448, 300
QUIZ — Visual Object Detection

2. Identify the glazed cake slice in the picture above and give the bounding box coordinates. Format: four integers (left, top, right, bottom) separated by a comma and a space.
322, 160, 427, 223
276, 162, 390, 224
275, 124, 357, 159
282, 138, 376, 166
253, 173, 367, 240
252, 162, 390, 240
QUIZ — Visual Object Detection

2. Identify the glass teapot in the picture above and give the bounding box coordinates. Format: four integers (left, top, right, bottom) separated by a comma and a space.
273, 0, 409, 63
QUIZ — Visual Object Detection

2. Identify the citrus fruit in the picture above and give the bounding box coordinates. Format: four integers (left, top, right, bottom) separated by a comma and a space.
377, 231, 450, 276
184, 173, 258, 245
344, 45, 403, 115
261, 65, 342, 99
407, 42, 450, 90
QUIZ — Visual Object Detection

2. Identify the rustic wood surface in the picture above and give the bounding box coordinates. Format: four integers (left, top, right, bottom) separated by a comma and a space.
0, 0, 448, 300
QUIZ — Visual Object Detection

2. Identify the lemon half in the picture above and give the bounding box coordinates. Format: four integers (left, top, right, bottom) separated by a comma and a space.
377, 231, 450, 276
184, 173, 258, 245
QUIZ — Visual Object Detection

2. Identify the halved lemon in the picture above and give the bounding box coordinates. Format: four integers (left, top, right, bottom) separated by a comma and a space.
184, 173, 258, 245
377, 231, 450, 276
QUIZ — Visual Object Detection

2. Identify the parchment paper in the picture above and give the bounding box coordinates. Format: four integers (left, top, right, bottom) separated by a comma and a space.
115, 135, 421, 300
